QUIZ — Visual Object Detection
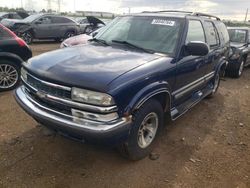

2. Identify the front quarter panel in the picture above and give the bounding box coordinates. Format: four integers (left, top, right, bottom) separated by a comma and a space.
107, 56, 176, 116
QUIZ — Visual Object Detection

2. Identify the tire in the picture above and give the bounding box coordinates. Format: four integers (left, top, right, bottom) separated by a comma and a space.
118, 99, 164, 161
0, 60, 20, 92
64, 31, 75, 39
207, 71, 220, 98
21, 31, 33, 44
227, 59, 245, 78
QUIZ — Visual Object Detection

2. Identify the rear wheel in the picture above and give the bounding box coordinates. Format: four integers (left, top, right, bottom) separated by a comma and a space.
0, 60, 20, 91
21, 31, 33, 44
64, 31, 75, 39
118, 99, 164, 161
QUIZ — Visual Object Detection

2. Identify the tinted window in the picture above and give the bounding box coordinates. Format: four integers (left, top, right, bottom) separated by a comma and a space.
98, 16, 183, 55
186, 20, 205, 42
228, 29, 247, 43
215, 22, 229, 44
12, 14, 22, 19
0, 27, 13, 40
52, 17, 73, 24
38, 16, 52, 24
204, 21, 219, 47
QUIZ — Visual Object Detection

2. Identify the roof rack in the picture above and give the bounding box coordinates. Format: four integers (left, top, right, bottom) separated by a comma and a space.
142, 10, 193, 14
141, 10, 221, 21
191, 12, 220, 20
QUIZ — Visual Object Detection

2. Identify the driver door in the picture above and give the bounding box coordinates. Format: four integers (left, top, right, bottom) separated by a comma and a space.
33, 16, 53, 39
173, 20, 208, 104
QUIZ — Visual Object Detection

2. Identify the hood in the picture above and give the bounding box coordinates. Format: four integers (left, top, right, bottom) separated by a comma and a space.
61, 34, 91, 48
230, 42, 246, 49
24, 44, 163, 92
1, 18, 27, 27
87, 16, 105, 26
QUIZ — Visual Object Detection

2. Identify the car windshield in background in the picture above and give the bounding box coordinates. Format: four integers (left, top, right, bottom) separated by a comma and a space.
96, 16, 183, 55
23, 14, 43, 22
228, 29, 247, 43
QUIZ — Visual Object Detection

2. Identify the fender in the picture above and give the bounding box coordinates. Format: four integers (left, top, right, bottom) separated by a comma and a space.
125, 81, 172, 114
215, 56, 228, 75
0, 52, 23, 65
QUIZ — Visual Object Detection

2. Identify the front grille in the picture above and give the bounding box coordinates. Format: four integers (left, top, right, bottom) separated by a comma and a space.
27, 74, 71, 99
25, 88, 72, 115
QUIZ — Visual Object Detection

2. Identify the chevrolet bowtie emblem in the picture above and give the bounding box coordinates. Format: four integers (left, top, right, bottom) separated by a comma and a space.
36, 91, 46, 99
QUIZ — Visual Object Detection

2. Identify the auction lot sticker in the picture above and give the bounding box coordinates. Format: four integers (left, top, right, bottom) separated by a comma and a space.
151, 19, 175, 26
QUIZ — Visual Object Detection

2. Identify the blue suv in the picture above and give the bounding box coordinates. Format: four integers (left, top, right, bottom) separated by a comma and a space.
15, 11, 229, 160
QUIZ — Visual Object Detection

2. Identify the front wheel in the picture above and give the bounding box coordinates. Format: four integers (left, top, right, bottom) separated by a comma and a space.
227, 60, 245, 78
21, 31, 33, 44
118, 99, 164, 161
0, 60, 20, 92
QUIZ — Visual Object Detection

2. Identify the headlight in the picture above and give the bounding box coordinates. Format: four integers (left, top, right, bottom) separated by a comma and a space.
21, 68, 27, 81
71, 87, 115, 106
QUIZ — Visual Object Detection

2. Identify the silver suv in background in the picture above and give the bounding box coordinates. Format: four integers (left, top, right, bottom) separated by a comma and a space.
1, 14, 80, 44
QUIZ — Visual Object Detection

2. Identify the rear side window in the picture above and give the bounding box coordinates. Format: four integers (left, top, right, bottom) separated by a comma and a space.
0, 27, 13, 40
52, 17, 74, 24
186, 20, 205, 43
215, 22, 229, 45
204, 21, 219, 48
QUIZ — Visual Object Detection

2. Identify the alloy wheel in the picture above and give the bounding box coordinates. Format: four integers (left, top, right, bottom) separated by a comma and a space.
137, 112, 159, 149
0, 64, 18, 89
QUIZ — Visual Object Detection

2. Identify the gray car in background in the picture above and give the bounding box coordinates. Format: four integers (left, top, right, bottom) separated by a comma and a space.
1, 13, 80, 44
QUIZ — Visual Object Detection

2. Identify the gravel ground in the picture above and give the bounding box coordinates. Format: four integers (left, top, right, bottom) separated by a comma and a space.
0, 41, 249, 188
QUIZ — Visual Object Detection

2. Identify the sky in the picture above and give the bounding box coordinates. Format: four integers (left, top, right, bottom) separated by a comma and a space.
0, 0, 249, 21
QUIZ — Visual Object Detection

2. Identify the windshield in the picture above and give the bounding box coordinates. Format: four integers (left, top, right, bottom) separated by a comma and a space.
228, 29, 247, 43
23, 14, 43, 22
96, 16, 183, 55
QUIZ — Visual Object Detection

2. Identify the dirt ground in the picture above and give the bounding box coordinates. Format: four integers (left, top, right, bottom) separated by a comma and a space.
0, 42, 250, 188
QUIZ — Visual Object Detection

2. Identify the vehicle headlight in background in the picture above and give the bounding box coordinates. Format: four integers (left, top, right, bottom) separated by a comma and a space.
71, 87, 115, 106
21, 68, 27, 82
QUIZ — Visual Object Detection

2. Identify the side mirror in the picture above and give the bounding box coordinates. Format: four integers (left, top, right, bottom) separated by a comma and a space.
186, 41, 209, 56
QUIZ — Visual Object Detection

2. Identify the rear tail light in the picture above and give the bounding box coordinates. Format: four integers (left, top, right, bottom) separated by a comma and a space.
16, 37, 27, 47
0, 24, 28, 47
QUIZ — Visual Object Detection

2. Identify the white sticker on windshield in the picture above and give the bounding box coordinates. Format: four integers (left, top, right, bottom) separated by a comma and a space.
151, 19, 175, 26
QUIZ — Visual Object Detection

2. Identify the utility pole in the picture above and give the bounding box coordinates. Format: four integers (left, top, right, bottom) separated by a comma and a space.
244, 8, 248, 23
57, 0, 61, 12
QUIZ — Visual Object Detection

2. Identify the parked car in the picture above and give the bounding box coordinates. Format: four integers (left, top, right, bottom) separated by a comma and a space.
0, 11, 29, 21
77, 16, 105, 34
60, 28, 102, 48
226, 27, 250, 78
1, 14, 80, 44
0, 24, 32, 91
15, 11, 229, 160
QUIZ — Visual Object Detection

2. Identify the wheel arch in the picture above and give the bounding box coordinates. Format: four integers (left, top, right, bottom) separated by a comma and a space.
124, 81, 172, 115
0, 53, 23, 67
216, 57, 228, 77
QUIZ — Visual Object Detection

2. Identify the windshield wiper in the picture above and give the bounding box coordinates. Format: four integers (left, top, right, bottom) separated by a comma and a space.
112, 40, 155, 54
89, 38, 109, 46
